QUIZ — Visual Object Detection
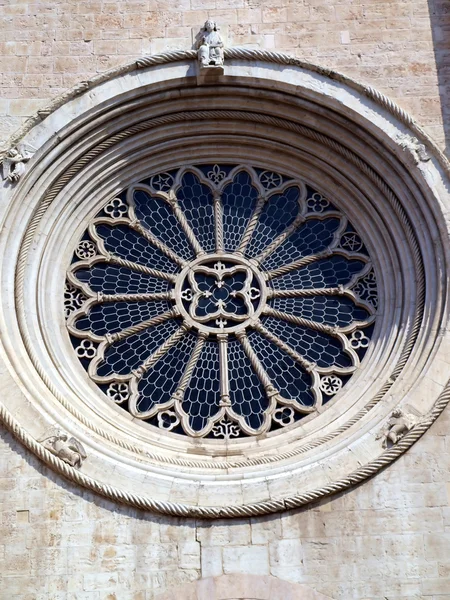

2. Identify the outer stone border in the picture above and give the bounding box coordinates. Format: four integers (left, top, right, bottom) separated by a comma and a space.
0, 50, 449, 518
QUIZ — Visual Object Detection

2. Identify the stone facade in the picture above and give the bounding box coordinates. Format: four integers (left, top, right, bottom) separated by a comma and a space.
2, 409, 450, 599
1, 1, 450, 599
0, 0, 449, 153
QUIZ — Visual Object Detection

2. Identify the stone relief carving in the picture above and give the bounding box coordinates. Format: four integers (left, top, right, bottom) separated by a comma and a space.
1, 145, 34, 183
197, 20, 224, 70
376, 409, 418, 447
399, 134, 431, 164
38, 428, 87, 468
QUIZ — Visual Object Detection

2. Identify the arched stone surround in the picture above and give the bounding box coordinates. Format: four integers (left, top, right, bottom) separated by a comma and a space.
0, 51, 448, 517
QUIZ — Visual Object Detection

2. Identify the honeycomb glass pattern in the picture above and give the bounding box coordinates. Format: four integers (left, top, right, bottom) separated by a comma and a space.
66, 164, 377, 439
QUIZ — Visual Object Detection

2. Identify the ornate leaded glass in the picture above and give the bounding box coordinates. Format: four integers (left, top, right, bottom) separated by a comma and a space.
66, 165, 377, 438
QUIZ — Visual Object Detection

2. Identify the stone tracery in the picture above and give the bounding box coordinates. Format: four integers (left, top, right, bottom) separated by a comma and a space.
66, 164, 376, 438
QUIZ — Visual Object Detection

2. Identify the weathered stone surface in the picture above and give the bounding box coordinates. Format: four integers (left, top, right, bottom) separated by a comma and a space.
1, 1, 450, 598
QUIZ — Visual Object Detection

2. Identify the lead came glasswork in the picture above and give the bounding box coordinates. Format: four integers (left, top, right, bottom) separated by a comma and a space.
66, 165, 377, 438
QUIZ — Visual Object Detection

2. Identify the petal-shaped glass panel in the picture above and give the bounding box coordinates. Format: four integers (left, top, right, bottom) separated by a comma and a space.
271, 257, 366, 290
183, 340, 221, 432
176, 172, 216, 253
96, 319, 180, 378
262, 218, 341, 271
248, 331, 315, 408
261, 316, 352, 369
133, 190, 195, 260
228, 338, 268, 430
271, 296, 369, 327
95, 223, 179, 274
245, 186, 301, 258
136, 332, 198, 414
73, 300, 171, 337
221, 170, 259, 252
74, 264, 170, 295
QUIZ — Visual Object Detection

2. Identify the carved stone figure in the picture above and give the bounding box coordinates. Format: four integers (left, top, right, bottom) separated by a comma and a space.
39, 429, 87, 468
376, 409, 417, 447
197, 20, 224, 69
1, 146, 33, 183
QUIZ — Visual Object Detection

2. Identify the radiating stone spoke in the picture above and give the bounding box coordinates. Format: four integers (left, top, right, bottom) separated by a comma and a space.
263, 306, 373, 337
253, 321, 316, 373
265, 248, 335, 280
237, 331, 316, 414
166, 192, 205, 256
218, 333, 231, 406
105, 308, 178, 344
268, 286, 346, 299
132, 324, 191, 379
263, 306, 340, 336
106, 254, 177, 282
253, 214, 304, 264
213, 192, 224, 252
236, 196, 266, 254
98, 292, 173, 303
129, 219, 188, 267
236, 331, 281, 399
171, 332, 209, 404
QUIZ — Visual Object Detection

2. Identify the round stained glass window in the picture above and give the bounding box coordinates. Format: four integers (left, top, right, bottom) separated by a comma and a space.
65, 164, 377, 439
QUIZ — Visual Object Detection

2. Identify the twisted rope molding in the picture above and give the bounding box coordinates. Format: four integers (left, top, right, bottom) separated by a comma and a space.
3, 49, 449, 181
1, 374, 449, 518
11, 109, 426, 473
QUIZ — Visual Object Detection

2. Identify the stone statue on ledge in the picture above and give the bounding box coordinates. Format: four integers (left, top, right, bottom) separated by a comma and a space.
197, 20, 224, 71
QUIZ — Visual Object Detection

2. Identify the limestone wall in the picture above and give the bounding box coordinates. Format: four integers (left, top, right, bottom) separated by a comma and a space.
1, 1, 450, 599
0, 0, 448, 153
1, 408, 450, 599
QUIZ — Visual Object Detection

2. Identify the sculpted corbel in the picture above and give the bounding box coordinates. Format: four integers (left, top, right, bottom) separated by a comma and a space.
1, 145, 34, 183
376, 408, 418, 448
38, 428, 87, 468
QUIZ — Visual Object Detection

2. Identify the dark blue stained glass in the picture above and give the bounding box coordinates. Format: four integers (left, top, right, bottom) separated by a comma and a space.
73, 264, 170, 295
245, 186, 302, 258
68, 164, 376, 439
221, 170, 259, 252
270, 256, 366, 290
176, 172, 216, 253
263, 218, 341, 271
73, 300, 171, 337
133, 190, 194, 260
183, 340, 221, 433
95, 223, 179, 274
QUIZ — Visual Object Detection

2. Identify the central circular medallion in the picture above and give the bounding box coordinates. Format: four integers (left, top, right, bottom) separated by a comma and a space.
175, 253, 267, 334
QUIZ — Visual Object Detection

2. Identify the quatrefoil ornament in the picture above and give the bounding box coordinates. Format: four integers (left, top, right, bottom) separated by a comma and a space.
185, 261, 261, 326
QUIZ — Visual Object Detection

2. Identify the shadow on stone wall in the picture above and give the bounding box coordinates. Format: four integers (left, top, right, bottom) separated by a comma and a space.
428, 0, 450, 156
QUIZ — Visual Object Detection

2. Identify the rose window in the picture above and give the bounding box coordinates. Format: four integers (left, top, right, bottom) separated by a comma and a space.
66, 164, 377, 438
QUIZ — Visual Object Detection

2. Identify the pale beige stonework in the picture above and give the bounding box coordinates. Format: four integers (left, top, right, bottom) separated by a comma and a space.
0, 0, 449, 153
2, 409, 450, 599
1, 1, 450, 599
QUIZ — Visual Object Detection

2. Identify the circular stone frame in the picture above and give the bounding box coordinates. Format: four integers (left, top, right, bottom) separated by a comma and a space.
0, 50, 449, 518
